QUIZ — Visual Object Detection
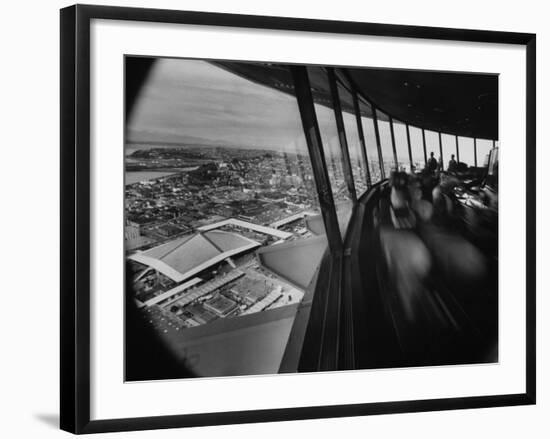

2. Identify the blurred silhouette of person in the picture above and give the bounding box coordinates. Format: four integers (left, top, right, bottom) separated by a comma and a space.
415, 173, 488, 286
380, 171, 431, 321
380, 227, 431, 322
431, 173, 459, 222
389, 171, 416, 229
427, 151, 438, 174
419, 226, 487, 286
418, 167, 436, 202
448, 154, 458, 172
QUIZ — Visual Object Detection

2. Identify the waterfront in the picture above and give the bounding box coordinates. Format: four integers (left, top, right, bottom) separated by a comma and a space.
125, 167, 199, 185
126, 171, 178, 185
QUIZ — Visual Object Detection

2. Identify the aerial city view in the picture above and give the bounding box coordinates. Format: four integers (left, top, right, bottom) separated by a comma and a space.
123, 57, 361, 377
124, 57, 426, 378
125, 56, 498, 380
125, 144, 325, 327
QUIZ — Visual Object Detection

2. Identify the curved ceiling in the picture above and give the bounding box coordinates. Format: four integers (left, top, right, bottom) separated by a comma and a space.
347, 68, 498, 140
126, 57, 498, 141
215, 61, 498, 140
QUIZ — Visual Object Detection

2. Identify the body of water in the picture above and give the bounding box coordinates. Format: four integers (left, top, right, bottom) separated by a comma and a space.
125, 167, 199, 185
126, 171, 179, 185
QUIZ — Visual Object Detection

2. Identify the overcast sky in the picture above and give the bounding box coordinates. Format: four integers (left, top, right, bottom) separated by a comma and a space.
127, 58, 309, 153
127, 58, 488, 166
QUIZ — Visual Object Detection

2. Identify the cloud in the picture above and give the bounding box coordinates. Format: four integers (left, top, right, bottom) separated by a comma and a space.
127, 58, 308, 153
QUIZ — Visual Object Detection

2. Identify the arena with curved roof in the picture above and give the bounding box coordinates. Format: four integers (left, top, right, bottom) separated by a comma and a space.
129, 230, 261, 283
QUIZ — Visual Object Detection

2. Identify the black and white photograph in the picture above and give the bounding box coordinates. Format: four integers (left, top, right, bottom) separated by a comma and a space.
124, 56, 499, 381
1, 0, 545, 436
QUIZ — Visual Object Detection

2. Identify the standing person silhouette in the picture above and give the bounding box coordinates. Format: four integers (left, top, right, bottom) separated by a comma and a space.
448, 154, 458, 172
427, 151, 438, 174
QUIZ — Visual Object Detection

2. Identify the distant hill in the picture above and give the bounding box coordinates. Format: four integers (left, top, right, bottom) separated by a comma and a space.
125, 129, 307, 154
126, 129, 235, 149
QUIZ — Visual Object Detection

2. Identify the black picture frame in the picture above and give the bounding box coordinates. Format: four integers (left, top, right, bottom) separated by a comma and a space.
60, 4, 536, 434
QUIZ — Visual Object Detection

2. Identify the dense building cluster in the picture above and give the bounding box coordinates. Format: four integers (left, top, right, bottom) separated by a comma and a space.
125, 146, 320, 245
125, 144, 325, 334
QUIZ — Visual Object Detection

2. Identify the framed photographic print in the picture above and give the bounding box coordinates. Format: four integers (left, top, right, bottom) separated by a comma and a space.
60, 4, 536, 434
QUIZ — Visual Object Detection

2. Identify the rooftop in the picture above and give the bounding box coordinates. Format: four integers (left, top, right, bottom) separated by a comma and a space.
129, 230, 261, 283
257, 235, 328, 290
196, 218, 293, 240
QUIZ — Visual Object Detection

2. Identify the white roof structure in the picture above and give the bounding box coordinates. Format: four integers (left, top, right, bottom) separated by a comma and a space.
141, 277, 203, 308
196, 218, 292, 240
269, 211, 317, 229
129, 230, 261, 283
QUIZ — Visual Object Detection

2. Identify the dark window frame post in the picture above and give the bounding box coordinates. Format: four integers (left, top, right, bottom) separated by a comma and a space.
372, 108, 385, 180
389, 116, 398, 171
406, 124, 413, 171
422, 128, 428, 166
290, 66, 343, 255
327, 68, 357, 204
438, 131, 444, 169
474, 137, 478, 167
455, 135, 460, 163
352, 89, 371, 189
